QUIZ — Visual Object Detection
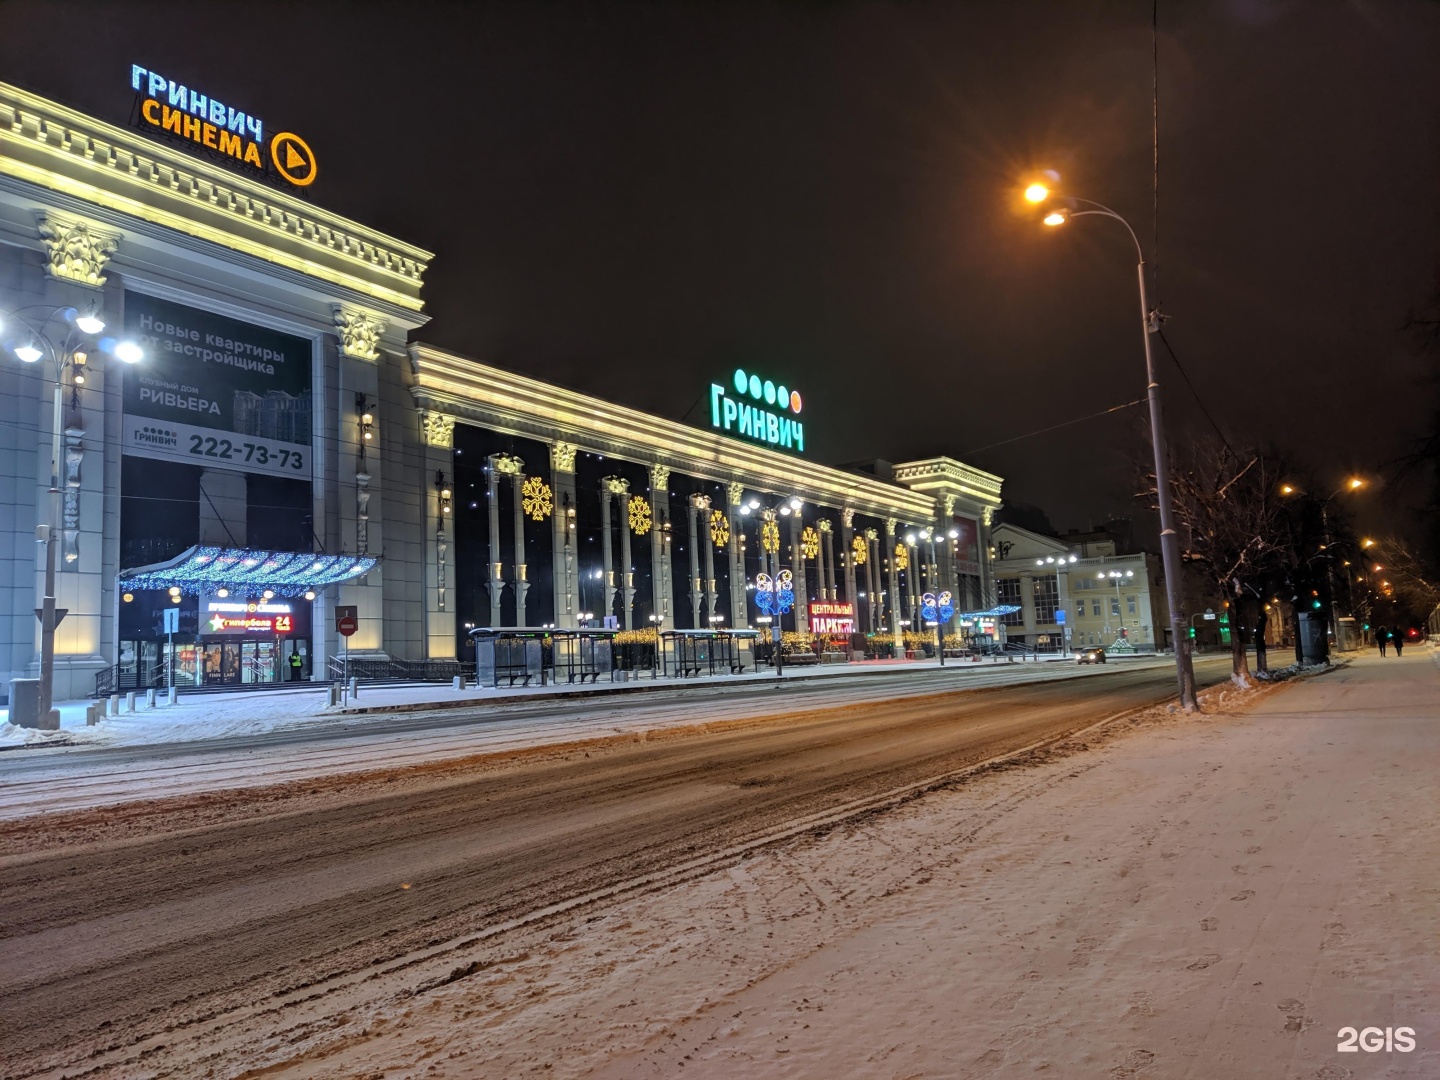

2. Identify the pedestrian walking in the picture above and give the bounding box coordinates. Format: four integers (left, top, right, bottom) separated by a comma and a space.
1376, 625, 1389, 657
1393, 632, 1404, 657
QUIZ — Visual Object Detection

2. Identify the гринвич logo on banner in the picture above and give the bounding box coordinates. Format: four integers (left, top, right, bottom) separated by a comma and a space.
132, 425, 179, 449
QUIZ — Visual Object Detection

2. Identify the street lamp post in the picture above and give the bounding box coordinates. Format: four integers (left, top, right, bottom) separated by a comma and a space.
1027, 182, 1196, 708
3, 304, 143, 726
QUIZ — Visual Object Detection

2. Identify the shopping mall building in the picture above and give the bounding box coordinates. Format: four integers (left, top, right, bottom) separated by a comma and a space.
0, 75, 1004, 704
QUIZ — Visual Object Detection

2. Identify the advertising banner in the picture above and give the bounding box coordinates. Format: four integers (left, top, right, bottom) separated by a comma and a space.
809, 601, 855, 635
123, 292, 312, 480
952, 514, 981, 577
199, 594, 310, 636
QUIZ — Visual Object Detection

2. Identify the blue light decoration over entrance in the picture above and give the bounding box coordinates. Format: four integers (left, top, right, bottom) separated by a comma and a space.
120, 546, 377, 595
753, 570, 796, 617
710, 368, 805, 454
921, 591, 955, 623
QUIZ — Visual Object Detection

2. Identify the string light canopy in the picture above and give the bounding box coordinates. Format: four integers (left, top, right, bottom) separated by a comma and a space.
957, 605, 1021, 620
119, 546, 378, 596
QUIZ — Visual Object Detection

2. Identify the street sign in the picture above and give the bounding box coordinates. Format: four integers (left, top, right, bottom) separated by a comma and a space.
335, 605, 358, 638
1055, 609, 1066, 625
35, 608, 68, 627
1203, 612, 1217, 620
162, 606, 180, 634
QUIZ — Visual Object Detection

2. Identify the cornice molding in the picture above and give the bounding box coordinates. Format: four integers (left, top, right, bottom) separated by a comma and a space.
408, 344, 960, 522
0, 82, 432, 312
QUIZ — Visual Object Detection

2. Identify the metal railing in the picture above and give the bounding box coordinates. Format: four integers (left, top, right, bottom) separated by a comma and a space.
325, 656, 468, 683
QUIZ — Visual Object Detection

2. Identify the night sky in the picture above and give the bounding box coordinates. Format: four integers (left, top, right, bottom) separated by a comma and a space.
3, 1, 1437, 538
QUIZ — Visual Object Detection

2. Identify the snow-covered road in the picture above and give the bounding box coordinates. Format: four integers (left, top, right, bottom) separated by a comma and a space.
235, 649, 1437, 1080
0, 658, 1164, 819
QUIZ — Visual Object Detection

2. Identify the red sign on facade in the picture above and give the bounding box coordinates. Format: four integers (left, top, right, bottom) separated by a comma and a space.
336, 605, 358, 638
809, 601, 855, 635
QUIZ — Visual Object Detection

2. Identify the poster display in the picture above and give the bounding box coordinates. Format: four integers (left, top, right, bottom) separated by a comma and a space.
952, 514, 981, 577
122, 292, 313, 480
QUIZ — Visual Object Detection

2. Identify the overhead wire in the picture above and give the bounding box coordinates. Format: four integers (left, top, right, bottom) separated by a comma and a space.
960, 398, 1146, 457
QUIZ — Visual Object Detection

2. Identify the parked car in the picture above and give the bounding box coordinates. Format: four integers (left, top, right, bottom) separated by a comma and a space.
1077, 646, 1106, 665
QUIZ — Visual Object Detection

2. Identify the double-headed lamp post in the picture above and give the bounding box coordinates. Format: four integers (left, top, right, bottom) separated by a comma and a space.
1025, 178, 1196, 708
2, 302, 143, 725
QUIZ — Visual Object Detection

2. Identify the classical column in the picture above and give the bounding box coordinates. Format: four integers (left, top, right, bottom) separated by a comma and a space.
819, 519, 836, 601
618, 484, 636, 630
979, 506, 997, 609
726, 481, 748, 629
885, 518, 903, 650
865, 528, 880, 633
687, 494, 706, 628
421, 412, 457, 658
551, 442, 578, 627
649, 464, 671, 628
600, 479, 616, 622
699, 497, 719, 624
511, 470, 530, 625
485, 456, 505, 626
790, 514, 808, 631
841, 508, 857, 608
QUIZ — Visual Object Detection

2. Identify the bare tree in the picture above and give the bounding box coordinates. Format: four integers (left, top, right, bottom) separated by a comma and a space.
1162, 439, 1286, 686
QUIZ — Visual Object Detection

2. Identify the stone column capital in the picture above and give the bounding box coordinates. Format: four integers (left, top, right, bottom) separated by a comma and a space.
332, 305, 388, 362
421, 411, 455, 449
37, 213, 120, 288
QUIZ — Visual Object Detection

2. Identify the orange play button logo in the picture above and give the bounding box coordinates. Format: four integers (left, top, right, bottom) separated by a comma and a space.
269, 132, 317, 187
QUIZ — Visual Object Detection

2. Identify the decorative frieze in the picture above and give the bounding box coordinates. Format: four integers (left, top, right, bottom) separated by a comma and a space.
37, 214, 119, 288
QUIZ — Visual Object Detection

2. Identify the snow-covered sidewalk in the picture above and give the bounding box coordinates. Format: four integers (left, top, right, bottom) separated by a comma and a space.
272, 647, 1439, 1079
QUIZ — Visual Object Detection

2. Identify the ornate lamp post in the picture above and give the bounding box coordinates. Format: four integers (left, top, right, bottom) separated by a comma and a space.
2, 303, 142, 726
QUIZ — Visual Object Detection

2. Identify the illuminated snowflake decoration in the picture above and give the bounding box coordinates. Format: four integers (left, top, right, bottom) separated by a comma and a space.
894, 544, 909, 571
800, 527, 820, 560
709, 509, 730, 547
851, 535, 868, 565
754, 570, 795, 616
761, 519, 780, 554
628, 494, 653, 535
521, 476, 553, 521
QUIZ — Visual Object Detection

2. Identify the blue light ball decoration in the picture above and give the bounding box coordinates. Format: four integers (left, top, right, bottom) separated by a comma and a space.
921, 590, 955, 623
753, 570, 795, 616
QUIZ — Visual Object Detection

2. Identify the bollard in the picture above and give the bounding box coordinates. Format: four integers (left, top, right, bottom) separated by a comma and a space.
348, 677, 358, 698
452, 675, 462, 690
125, 691, 137, 713
86, 704, 99, 726
168, 686, 177, 706
146, 688, 157, 708
327, 683, 340, 707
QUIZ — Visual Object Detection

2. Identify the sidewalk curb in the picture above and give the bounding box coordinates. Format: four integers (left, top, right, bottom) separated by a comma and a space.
327, 659, 1156, 718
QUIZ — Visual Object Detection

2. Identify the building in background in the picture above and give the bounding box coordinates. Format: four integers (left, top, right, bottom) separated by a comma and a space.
0, 77, 1004, 702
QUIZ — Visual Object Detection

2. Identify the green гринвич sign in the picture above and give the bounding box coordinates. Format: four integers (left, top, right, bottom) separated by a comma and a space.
710, 367, 804, 454
122, 292, 313, 480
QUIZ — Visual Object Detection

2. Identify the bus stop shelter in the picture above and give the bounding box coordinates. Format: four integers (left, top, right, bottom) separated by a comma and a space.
659, 628, 761, 678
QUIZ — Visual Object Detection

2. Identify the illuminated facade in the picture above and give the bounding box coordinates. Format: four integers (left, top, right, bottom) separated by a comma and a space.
0, 78, 1003, 703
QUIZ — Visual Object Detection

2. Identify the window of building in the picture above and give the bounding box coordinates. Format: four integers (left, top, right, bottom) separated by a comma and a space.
1127, 596, 1137, 615
1033, 575, 1059, 622
996, 578, 1023, 625
1110, 597, 1121, 617
1092, 599, 1101, 616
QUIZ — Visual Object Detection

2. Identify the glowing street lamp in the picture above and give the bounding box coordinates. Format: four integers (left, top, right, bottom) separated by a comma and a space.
1024, 174, 1195, 707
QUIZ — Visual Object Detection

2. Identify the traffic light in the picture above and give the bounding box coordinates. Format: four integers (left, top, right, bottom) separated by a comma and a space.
1363, 623, 1370, 631
1311, 599, 1323, 610
1188, 626, 1196, 639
